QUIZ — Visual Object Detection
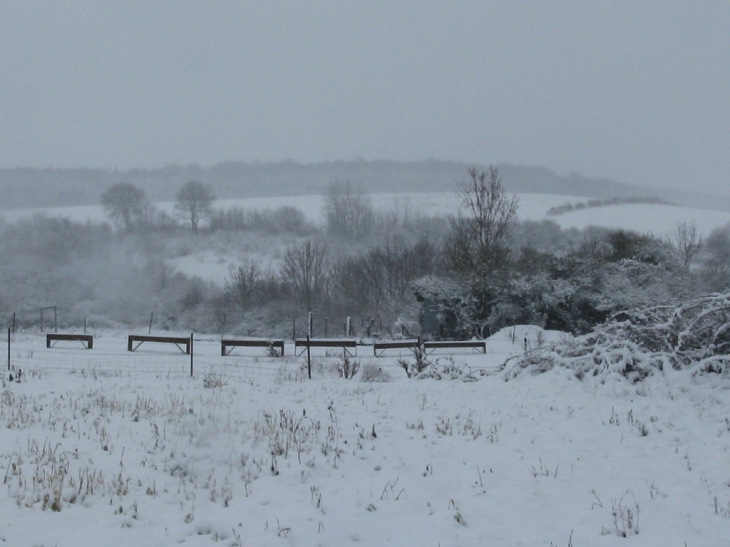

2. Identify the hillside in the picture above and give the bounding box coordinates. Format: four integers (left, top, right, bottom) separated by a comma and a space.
2, 159, 708, 211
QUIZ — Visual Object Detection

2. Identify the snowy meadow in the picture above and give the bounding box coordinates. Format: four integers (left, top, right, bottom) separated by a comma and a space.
2, 329, 730, 546
3, 183, 730, 546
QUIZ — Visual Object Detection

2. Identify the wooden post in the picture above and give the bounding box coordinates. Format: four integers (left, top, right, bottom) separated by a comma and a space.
148, 312, 154, 335
190, 333, 194, 377
308, 312, 313, 338
306, 335, 312, 380
292, 317, 296, 341
84, 316, 87, 335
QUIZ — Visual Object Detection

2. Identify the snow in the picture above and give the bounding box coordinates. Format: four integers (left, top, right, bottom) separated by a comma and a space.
4, 192, 729, 238
3, 329, 730, 546
550, 202, 730, 238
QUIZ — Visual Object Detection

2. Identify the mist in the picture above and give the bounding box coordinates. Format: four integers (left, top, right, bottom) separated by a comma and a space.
1, 2, 728, 197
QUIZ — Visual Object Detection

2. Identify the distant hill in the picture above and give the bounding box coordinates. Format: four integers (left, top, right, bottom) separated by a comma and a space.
1, 159, 728, 212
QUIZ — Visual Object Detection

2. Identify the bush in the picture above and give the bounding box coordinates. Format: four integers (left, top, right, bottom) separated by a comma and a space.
334, 354, 360, 379
360, 364, 392, 382
502, 291, 730, 381
396, 345, 431, 378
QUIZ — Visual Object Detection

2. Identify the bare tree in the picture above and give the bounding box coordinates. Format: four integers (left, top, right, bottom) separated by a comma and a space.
323, 181, 373, 239
281, 239, 328, 310
702, 224, 730, 289
444, 166, 518, 278
666, 220, 703, 268
175, 180, 215, 233
225, 260, 261, 310
100, 182, 147, 232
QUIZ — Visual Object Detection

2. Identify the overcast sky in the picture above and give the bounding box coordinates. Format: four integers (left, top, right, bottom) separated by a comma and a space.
1, 1, 728, 196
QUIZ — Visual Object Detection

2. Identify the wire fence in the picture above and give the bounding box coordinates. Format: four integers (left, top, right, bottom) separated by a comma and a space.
5, 332, 517, 381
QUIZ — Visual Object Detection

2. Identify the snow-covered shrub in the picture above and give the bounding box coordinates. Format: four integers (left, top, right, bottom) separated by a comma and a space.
396, 344, 431, 378
360, 364, 392, 382
203, 372, 226, 388
503, 292, 730, 381
416, 356, 481, 382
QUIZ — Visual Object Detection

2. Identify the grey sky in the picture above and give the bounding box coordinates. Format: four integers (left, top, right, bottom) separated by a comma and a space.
1, 1, 728, 196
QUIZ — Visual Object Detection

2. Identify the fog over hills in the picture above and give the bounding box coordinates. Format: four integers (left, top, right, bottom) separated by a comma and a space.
2, 160, 728, 212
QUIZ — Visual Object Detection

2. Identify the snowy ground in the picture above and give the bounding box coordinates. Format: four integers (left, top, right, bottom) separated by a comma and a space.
2, 329, 730, 546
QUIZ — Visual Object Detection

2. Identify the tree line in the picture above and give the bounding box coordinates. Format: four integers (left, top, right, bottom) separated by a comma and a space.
1, 170, 728, 338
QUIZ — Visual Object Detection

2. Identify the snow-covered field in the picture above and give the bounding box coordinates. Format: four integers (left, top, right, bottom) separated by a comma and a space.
3, 329, 730, 546
4, 192, 730, 237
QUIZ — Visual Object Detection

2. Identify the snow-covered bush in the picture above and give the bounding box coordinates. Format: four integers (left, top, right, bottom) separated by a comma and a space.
503, 292, 730, 381
416, 356, 482, 381
360, 364, 392, 382
396, 344, 432, 378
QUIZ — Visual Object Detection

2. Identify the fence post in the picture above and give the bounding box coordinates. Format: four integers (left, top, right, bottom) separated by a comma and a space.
308, 312, 313, 338
292, 317, 296, 341
190, 333, 194, 377
149, 312, 154, 335
306, 335, 311, 380
7, 328, 10, 372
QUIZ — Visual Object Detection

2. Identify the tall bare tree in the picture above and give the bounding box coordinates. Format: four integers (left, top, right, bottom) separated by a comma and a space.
444, 166, 518, 278
666, 220, 703, 268
175, 180, 215, 233
225, 260, 261, 310
281, 239, 328, 310
702, 224, 730, 289
323, 181, 373, 239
